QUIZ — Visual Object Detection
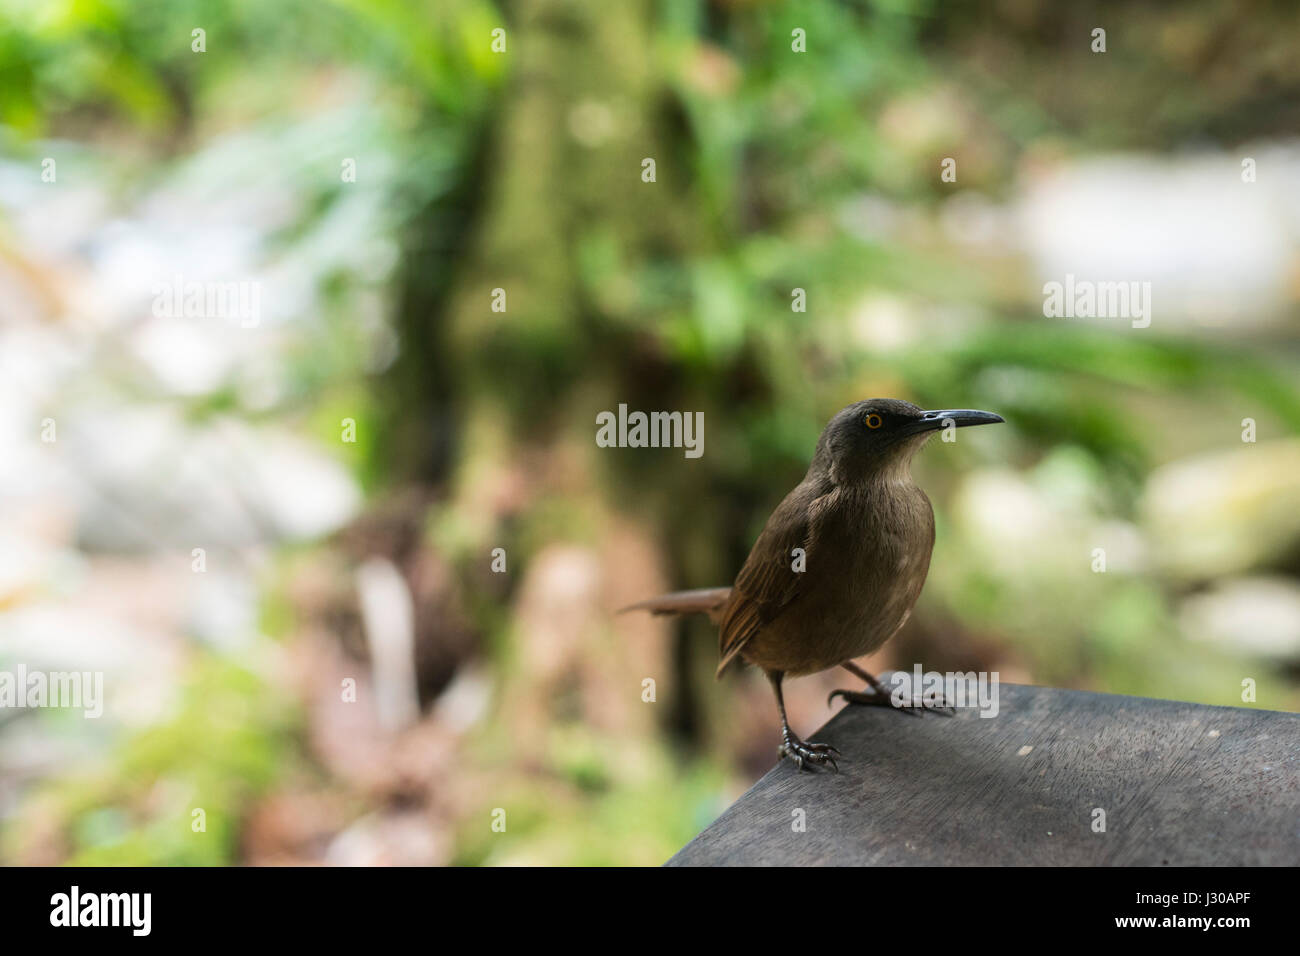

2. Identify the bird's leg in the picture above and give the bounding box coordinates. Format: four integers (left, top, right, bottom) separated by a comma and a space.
768, 670, 839, 771
828, 661, 953, 716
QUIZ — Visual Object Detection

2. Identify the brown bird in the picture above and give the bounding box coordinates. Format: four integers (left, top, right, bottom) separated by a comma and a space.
623, 399, 1003, 770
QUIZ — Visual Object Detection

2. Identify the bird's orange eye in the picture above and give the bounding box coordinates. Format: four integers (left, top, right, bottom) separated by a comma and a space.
865, 413, 883, 429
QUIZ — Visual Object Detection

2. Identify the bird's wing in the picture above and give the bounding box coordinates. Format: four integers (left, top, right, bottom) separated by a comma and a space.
716, 483, 832, 677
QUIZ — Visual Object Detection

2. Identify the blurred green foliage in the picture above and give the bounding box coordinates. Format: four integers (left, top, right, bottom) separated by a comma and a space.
4, 656, 296, 865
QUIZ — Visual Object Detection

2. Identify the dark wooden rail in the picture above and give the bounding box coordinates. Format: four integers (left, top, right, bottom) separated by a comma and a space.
668, 680, 1299, 866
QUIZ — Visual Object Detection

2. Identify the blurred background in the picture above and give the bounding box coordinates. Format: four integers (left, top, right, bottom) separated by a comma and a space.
2, 0, 1299, 865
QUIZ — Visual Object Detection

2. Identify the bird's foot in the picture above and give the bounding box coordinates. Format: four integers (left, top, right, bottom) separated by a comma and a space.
778, 731, 840, 771
828, 686, 955, 717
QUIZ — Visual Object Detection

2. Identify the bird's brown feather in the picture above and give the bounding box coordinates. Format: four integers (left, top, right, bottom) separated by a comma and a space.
715, 481, 832, 676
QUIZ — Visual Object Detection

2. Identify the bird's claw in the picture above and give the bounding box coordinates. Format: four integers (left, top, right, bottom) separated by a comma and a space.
778, 734, 840, 772
828, 687, 955, 716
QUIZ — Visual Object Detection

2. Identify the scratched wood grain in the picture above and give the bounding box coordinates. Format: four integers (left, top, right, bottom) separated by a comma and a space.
667, 680, 1300, 866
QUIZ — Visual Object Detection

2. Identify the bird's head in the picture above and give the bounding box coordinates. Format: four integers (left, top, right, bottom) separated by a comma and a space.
813, 398, 1004, 483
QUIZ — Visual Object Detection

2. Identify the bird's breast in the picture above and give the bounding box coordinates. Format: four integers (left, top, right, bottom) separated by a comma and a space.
746, 481, 935, 675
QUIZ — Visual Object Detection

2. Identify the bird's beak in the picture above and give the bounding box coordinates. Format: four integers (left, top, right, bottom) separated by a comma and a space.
902, 409, 1005, 436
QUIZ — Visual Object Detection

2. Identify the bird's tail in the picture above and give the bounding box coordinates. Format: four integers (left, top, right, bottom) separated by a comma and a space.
618, 587, 731, 623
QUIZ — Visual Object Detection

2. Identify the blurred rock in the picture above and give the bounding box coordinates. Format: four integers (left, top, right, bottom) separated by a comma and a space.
1180, 577, 1300, 661
1143, 440, 1300, 580
1018, 149, 1299, 329
324, 809, 450, 867
62, 409, 361, 552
